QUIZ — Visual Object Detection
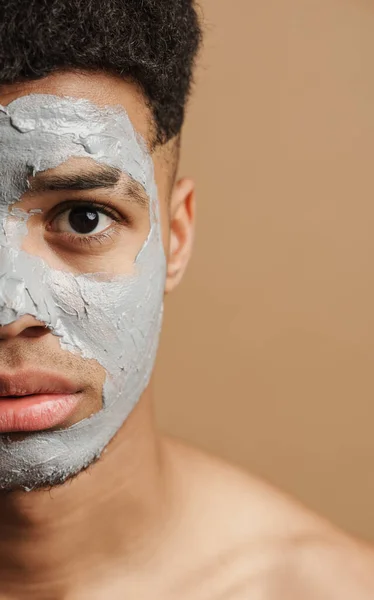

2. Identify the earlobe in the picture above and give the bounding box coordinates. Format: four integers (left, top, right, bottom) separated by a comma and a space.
165, 177, 195, 294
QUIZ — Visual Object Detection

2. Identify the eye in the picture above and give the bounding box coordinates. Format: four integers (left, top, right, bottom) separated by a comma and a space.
51, 205, 114, 236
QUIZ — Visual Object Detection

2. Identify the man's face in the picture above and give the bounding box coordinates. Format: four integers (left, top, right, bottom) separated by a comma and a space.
0, 71, 190, 491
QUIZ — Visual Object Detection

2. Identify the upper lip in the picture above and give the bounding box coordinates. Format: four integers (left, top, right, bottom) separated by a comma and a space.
0, 369, 80, 397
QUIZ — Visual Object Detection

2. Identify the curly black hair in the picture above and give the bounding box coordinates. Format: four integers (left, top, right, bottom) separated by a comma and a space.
0, 0, 202, 145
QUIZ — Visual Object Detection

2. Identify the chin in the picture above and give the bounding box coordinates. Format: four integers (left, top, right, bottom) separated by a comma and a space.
0, 453, 102, 494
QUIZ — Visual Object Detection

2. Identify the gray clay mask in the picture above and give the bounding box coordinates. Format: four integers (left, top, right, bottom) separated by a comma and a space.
0, 94, 166, 491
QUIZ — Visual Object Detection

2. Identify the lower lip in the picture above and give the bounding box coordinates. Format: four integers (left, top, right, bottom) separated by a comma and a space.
0, 393, 81, 433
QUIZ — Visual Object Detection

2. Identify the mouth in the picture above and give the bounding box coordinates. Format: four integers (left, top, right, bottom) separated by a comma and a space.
0, 370, 82, 433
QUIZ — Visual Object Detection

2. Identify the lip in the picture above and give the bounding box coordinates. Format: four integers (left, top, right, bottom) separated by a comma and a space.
0, 370, 82, 433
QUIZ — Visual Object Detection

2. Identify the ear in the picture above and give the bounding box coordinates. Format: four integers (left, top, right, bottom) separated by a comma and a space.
165, 177, 196, 294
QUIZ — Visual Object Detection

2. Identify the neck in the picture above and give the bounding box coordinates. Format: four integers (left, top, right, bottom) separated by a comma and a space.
0, 385, 172, 599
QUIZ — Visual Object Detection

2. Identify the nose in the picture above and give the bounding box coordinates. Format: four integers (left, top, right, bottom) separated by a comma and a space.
0, 315, 49, 340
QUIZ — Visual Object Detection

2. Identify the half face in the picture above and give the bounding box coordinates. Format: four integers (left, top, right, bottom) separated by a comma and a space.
0, 72, 171, 491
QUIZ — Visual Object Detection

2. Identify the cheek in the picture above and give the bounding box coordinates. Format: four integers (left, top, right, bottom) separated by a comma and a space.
158, 199, 171, 257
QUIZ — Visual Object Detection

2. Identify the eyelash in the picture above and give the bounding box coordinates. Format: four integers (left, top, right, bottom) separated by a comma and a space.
48, 199, 130, 247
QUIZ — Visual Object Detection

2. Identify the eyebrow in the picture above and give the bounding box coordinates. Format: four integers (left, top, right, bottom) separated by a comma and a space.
28, 165, 149, 208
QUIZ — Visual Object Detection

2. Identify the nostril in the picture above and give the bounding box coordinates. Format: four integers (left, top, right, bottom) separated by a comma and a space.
21, 325, 50, 338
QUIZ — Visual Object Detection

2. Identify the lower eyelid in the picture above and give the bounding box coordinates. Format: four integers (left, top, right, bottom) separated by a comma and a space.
50, 222, 122, 248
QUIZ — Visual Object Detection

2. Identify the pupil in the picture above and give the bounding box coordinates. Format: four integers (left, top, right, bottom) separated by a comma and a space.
69, 208, 99, 234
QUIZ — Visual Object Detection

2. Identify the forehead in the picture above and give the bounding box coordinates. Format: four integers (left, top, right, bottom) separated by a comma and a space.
0, 70, 154, 146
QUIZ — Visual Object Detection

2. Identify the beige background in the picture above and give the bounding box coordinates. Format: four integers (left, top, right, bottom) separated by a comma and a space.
155, 0, 374, 542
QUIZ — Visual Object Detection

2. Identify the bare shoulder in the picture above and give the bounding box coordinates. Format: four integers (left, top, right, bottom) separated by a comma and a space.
162, 434, 333, 540
161, 435, 374, 599
275, 534, 374, 599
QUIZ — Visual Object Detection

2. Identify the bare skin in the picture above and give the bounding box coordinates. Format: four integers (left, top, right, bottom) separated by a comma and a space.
0, 71, 373, 599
